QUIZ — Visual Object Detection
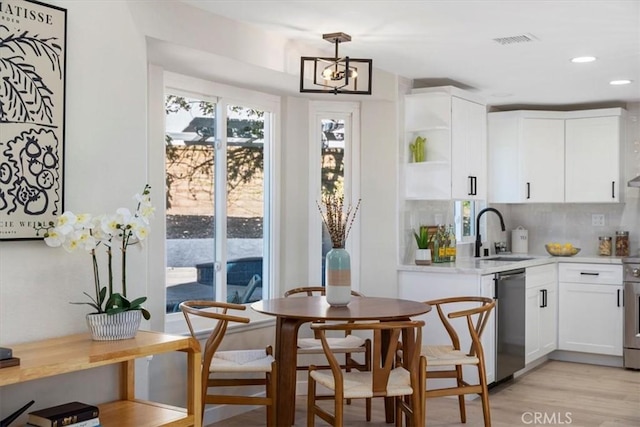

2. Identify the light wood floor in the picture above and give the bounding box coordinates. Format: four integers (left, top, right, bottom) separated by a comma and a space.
207, 360, 640, 426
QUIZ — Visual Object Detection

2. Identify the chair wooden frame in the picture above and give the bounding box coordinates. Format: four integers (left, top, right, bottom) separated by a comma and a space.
285, 286, 373, 419
180, 300, 277, 426
307, 320, 425, 427
284, 287, 372, 371
420, 296, 495, 426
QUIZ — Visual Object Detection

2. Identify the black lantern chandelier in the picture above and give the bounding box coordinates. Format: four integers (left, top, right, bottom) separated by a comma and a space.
300, 32, 372, 95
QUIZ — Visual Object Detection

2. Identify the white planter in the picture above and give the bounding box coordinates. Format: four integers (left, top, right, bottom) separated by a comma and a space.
415, 249, 432, 266
86, 310, 142, 341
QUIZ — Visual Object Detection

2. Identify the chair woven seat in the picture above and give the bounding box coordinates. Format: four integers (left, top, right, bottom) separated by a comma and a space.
211, 350, 275, 372
298, 335, 366, 350
310, 367, 413, 398
422, 345, 479, 366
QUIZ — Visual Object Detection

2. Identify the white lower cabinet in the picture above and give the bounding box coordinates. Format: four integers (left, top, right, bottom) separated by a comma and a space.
558, 263, 624, 356
525, 264, 558, 364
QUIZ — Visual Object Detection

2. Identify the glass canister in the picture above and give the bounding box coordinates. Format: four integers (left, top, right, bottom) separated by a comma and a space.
598, 236, 612, 256
615, 231, 629, 257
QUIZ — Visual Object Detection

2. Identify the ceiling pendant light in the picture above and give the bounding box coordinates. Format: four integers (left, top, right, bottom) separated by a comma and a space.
300, 32, 372, 95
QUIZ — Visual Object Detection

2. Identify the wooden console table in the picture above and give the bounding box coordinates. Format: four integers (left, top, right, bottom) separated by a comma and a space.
1, 331, 202, 427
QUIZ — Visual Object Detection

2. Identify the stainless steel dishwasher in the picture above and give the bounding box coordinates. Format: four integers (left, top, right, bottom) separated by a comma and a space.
495, 268, 526, 383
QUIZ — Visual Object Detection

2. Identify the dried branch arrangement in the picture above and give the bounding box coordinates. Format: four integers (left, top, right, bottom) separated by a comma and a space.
317, 194, 361, 248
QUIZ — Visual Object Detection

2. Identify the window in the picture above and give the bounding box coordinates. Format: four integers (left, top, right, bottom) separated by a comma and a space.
454, 200, 476, 243
308, 103, 360, 287
163, 76, 276, 314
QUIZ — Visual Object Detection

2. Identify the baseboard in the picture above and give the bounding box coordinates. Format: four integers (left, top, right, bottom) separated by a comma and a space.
549, 350, 623, 368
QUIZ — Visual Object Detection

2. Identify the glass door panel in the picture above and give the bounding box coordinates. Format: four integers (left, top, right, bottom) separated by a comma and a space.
320, 118, 345, 285
225, 105, 265, 303
164, 95, 216, 313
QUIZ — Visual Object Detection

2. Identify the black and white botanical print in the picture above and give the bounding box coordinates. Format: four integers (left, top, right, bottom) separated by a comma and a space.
0, 0, 66, 240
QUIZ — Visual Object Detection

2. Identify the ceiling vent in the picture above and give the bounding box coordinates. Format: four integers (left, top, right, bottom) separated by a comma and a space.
493, 34, 538, 45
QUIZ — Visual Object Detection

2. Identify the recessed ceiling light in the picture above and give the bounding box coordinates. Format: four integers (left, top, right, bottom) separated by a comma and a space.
610, 79, 632, 85
571, 56, 596, 63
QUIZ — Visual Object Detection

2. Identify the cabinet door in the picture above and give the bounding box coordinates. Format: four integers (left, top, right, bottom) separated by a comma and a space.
565, 116, 620, 202
525, 285, 543, 364
559, 283, 623, 356
451, 96, 487, 200
525, 264, 558, 364
521, 118, 565, 202
480, 274, 496, 384
539, 283, 557, 356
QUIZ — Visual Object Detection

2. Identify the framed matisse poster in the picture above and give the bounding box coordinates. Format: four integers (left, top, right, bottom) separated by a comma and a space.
0, 0, 66, 240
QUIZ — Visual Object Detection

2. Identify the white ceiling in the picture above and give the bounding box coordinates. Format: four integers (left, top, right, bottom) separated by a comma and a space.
177, 0, 640, 109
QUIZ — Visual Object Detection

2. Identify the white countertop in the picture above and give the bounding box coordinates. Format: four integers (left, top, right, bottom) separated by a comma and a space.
398, 254, 624, 275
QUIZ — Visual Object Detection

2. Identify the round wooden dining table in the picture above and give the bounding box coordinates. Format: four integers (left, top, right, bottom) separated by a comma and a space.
251, 295, 431, 426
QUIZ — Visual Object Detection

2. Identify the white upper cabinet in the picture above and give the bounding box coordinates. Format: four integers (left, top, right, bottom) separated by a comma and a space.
488, 108, 624, 203
565, 115, 621, 202
403, 86, 487, 201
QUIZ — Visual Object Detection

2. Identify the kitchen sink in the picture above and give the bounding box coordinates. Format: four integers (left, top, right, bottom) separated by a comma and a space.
484, 256, 534, 262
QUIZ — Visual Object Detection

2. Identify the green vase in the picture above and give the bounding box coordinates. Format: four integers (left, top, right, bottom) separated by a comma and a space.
325, 247, 351, 306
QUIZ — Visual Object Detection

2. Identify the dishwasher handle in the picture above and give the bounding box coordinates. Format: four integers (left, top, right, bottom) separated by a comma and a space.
497, 270, 526, 281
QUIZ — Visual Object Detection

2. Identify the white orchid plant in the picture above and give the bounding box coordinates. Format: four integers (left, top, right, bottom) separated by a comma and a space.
35, 185, 154, 320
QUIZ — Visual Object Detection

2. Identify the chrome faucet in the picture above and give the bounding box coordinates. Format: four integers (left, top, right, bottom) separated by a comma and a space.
474, 207, 506, 257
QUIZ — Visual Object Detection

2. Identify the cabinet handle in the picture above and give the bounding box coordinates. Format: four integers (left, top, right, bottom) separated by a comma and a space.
539, 289, 545, 308
580, 272, 599, 276
611, 181, 615, 199
526, 182, 531, 199
540, 289, 547, 308
468, 176, 473, 196
617, 289, 621, 307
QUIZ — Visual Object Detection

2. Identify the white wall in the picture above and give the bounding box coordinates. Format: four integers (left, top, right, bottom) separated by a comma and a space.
360, 99, 400, 297
0, 0, 399, 423
0, 0, 148, 415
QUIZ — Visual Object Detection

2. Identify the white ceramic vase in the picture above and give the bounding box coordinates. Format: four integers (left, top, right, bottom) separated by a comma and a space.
86, 310, 142, 341
325, 247, 351, 306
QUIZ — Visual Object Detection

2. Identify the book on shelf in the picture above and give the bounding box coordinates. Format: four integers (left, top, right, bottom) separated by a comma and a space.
27, 401, 99, 427
27, 419, 100, 427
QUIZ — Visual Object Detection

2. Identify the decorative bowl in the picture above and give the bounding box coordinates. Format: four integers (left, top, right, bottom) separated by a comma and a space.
545, 244, 580, 257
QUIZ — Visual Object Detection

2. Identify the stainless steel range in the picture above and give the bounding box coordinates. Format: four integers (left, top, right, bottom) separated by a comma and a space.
623, 256, 640, 369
